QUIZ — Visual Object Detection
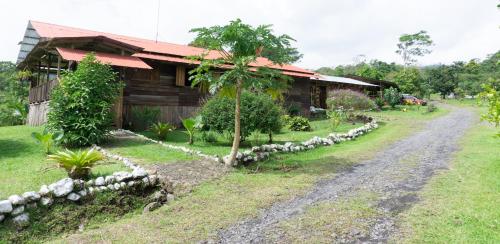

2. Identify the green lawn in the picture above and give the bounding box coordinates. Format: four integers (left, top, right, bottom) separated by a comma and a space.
399, 108, 500, 243
55, 107, 448, 243
102, 137, 199, 164
0, 126, 128, 199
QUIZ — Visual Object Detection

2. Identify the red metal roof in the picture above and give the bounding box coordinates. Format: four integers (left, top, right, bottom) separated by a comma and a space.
31, 21, 314, 77
56, 47, 152, 69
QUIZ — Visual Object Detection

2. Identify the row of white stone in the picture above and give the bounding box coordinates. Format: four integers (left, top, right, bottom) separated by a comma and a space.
232, 120, 379, 164
0, 146, 158, 226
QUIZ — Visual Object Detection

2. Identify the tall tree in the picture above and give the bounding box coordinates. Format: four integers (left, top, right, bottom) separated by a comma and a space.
189, 19, 301, 166
396, 30, 433, 66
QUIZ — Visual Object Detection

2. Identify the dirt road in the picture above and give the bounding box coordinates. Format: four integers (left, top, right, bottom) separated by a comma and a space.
218, 106, 475, 243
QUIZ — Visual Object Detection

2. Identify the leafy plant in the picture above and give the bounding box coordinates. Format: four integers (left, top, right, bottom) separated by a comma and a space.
189, 18, 300, 165
150, 122, 175, 140
31, 128, 64, 154
48, 148, 104, 179
327, 110, 343, 131
200, 131, 218, 143
287, 103, 301, 116
384, 87, 401, 109
374, 97, 385, 109
426, 103, 437, 113
287, 116, 311, 131
479, 80, 499, 135
182, 118, 196, 145
47, 54, 122, 147
130, 106, 160, 131
200, 92, 283, 142
326, 89, 375, 111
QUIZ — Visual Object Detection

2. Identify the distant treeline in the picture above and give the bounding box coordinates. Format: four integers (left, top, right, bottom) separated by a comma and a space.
317, 50, 499, 98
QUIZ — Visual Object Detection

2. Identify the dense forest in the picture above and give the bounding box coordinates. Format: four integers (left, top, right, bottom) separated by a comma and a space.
0, 61, 29, 126
317, 50, 500, 99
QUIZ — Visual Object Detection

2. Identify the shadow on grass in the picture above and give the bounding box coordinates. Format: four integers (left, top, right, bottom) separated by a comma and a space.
242, 153, 357, 178
0, 139, 32, 160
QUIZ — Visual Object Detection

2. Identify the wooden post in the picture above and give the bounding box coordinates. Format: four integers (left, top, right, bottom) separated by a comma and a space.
46, 53, 51, 82
37, 61, 41, 86
56, 55, 61, 78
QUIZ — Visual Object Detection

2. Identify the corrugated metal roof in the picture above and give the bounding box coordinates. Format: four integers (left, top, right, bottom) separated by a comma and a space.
56, 47, 152, 69
28, 20, 314, 76
311, 74, 379, 87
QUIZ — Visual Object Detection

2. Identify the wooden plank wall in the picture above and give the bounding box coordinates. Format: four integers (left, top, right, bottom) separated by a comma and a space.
28, 79, 58, 103
285, 77, 311, 116
27, 101, 50, 126
122, 63, 204, 125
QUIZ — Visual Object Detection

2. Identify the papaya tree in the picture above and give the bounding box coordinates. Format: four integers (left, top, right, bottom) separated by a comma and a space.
189, 19, 301, 165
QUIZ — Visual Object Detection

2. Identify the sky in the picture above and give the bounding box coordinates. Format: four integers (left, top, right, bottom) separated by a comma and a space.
0, 0, 499, 69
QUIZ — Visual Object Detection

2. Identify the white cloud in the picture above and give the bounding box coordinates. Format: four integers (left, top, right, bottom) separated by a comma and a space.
0, 0, 498, 69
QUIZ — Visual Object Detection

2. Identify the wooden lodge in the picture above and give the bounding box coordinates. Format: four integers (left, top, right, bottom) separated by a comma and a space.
17, 21, 383, 127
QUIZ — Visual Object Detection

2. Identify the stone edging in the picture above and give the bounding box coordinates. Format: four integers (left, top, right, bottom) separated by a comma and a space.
230, 120, 379, 165
0, 146, 159, 226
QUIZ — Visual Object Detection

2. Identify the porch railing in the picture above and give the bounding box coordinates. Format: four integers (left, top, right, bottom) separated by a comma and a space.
29, 79, 58, 103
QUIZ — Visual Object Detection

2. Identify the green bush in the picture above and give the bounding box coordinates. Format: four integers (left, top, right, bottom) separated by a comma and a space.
150, 122, 175, 140
383, 87, 401, 109
200, 92, 283, 142
426, 103, 437, 113
31, 128, 64, 154
182, 118, 196, 145
200, 131, 218, 143
48, 148, 104, 179
48, 54, 122, 147
287, 116, 311, 131
374, 97, 385, 109
326, 89, 375, 111
287, 102, 301, 116
129, 106, 160, 131
327, 110, 343, 130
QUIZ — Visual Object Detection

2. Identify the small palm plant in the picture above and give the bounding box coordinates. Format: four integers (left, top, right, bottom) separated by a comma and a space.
150, 122, 176, 140
182, 118, 197, 145
327, 110, 343, 131
48, 148, 104, 179
31, 128, 64, 154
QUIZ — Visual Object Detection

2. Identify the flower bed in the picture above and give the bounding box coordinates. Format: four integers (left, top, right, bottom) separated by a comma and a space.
0, 146, 160, 226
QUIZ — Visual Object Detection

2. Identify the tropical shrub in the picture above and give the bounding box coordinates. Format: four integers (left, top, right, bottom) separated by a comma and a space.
48, 148, 104, 179
326, 89, 375, 111
426, 103, 437, 113
200, 131, 218, 143
130, 106, 160, 131
287, 116, 311, 131
384, 87, 401, 108
327, 110, 343, 130
31, 128, 64, 154
281, 114, 292, 126
200, 92, 283, 141
182, 118, 196, 144
48, 54, 122, 147
150, 122, 175, 140
374, 97, 385, 109
287, 102, 301, 116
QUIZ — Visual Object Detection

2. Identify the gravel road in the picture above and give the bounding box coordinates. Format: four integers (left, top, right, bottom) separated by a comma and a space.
217, 106, 475, 243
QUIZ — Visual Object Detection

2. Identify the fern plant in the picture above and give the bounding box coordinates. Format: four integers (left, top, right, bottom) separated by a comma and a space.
327, 111, 343, 131
150, 122, 175, 140
48, 148, 104, 179
31, 128, 64, 154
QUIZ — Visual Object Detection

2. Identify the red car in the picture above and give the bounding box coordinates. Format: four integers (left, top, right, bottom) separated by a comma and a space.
401, 94, 427, 106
